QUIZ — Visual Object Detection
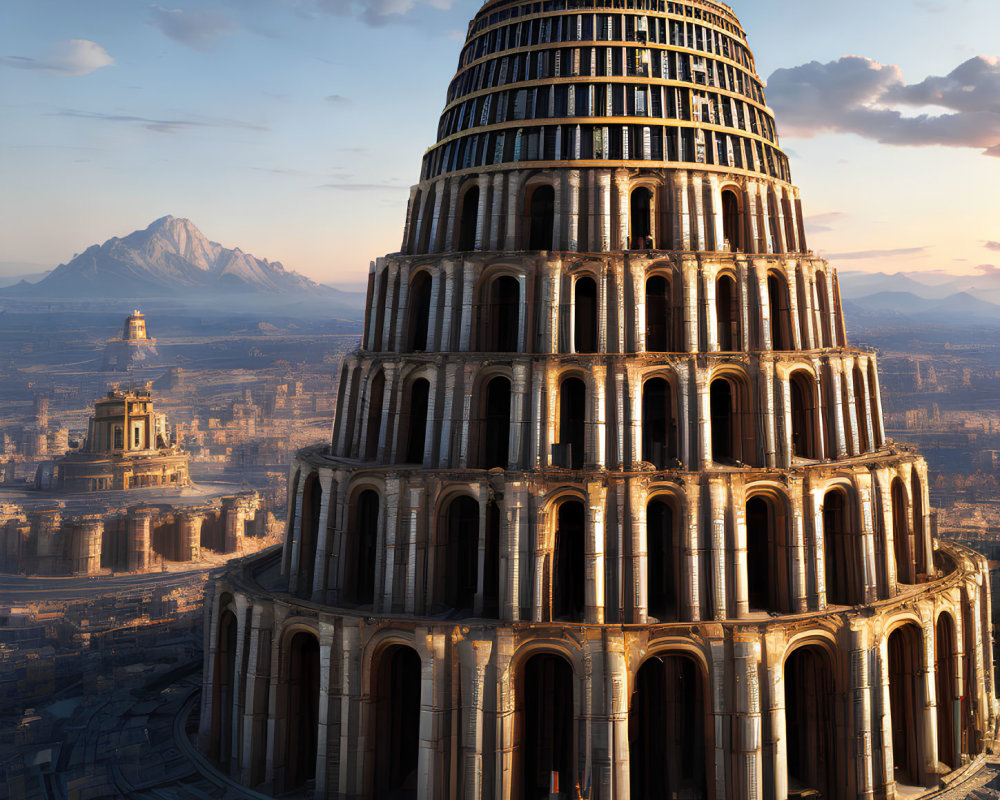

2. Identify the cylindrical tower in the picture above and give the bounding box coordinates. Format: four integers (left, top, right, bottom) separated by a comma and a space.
202, 2, 997, 799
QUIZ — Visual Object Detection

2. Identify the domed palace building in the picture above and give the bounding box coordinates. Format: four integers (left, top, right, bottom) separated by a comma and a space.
199, 1, 997, 798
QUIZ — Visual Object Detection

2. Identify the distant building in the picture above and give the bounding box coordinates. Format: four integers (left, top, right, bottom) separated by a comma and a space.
35, 388, 190, 492
101, 311, 165, 371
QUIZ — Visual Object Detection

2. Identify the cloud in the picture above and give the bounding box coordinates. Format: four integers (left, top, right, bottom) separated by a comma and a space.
52, 108, 267, 134
985, 241, 1000, 251
977, 264, 1000, 274
805, 211, 847, 233
325, 94, 350, 105
824, 247, 929, 260
767, 55, 1000, 157
151, 6, 236, 50
313, 0, 455, 27
0, 39, 114, 76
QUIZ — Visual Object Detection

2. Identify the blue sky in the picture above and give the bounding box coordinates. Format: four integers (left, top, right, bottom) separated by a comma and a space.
2, 0, 999, 289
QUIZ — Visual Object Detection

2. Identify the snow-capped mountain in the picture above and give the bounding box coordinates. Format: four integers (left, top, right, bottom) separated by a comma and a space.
7, 216, 331, 297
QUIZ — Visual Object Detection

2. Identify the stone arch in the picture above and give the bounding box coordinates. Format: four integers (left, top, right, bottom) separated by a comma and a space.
210, 605, 238, 768
789, 369, 819, 459
477, 373, 512, 469
526, 182, 556, 250
517, 652, 575, 799
745, 487, 792, 613
646, 492, 682, 621
782, 642, 837, 797
823, 484, 865, 606
552, 497, 586, 622
371, 644, 422, 798
768, 270, 793, 351
630, 186, 654, 249
557, 375, 587, 469
892, 477, 914, 585
406, 268, 434, 352
936, 610, 959, 769
709, 369, 755, 466
887, 622, 927, 787
629, 652, 709, 799
574, 275, 599, 353
279, 628, 320, 793
478, 270, 522, 352
720, 185, 744, 252
457, 181, 480, 251
433, 493, 480, 613
297, 471, 321, 598
400, 376, 431, 464
364, 368, 386, 461
716, 271, 739, 351
344, 487, 380, 605
645, 268, 681, 352
641, 374, 678, 468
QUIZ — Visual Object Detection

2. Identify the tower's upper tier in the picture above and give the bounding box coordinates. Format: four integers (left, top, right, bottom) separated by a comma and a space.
419, 0, 788, 185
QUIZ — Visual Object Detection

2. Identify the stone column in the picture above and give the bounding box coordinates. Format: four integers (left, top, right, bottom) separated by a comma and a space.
628, 368, 643, 465
629, 479, 648, 623
439, 261, 456, 351
735, 637, 764, 800
240, 603, 272, 788
860, 357, 877, 452
708, 173, 725, 250
339, 621, 364, 797
843, 359, 861, 457
709, 639, 729, 799
598, 171, 612, 251
769, 650, 788, 800
682, 256, 699, 353
677, 361, 691, 469
763, 360, 778, 469
789, 484, 808, 612
179, 510, 203, 562
428, 179, 446, 253
376, 362, 398, 463
810, 486, 828, 610
402, 187, 418, 252
586, 481, 607, 624
786, 265, 802, 350
709, 479, 728, 620
733, 493, 750, 618
127, 508, 152, 572
705, 267, 719, 352
404, 487, 422, 614
615, 170, 630, 250
393, 262, 412, 353
756, 262, 772, 351
459, 260, 477, 352
510, 364, 529, 469
438, 363, 458, 468
567, 170, 582, 252
875, 636, 896, 797
606, 631, 630, 799
379, 476, 401, 613
691, 172, 706, 251
591, 364, 607, 468
503, 484, 525, 622
830, 365, 848, 459
547, 260, 561, 354
684, 481, 702, 622
425, 269, 442, 352
422, 370, 441, 467
673, 170, 691, 251
474, 174, 490, 251
503, 171, 521, 251
312, 472, 335, 603
921, 620, 940, 784
314, 618, 336, 797
459, 639, 493, 800
335, 357, 357, 457
416, 633, 449, 800
443, 176, 459, 250
696, 367, 712, 469
489, 173, 505, 250
851, 625, 876, 800
552, 174, 563, 251
458, 363, 476, 469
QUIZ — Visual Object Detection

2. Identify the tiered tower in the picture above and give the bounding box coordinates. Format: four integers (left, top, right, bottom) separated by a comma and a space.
201, 1, 996, 799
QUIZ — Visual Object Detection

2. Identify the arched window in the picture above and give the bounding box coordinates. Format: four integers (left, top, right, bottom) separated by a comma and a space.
372, 646, 421, 798
888, 625, 925, 787
558, 377, 586, 469
574, 276, 598, 353
458, 185, 480, 251
364, 370, 385, 461
211, 609, 237, 767
721, 188, 742, 252
283, 632, 320, 792
437, 496, 479, 613
912, 468, 926, 576
480, 376, 511, 469
645, 274, 677, 352
815, 271, 832, 348
642, 378, 677, 468
407, 270, 433, 352
298, 473, 321, 598
520, 654, 574, 799
784, 647, 836, 796
710, 376, 753, 465
647, 498, 679, 621
891, 478, 913, 585
346, 490, 379, 605
936, 613, 958, 770
768, 272, 793, 351
716, 274, 738, 351
630, 187, 653, 249
746, 494, 789, 613
553, 500, 585, 621
403, 378, 430, 464
528, 185, 555, 250
853, 365, 871, 453
823, 488, 864, 606
789, 371, 817, 459
486, 275, 520, 352
629, 655, 707, 799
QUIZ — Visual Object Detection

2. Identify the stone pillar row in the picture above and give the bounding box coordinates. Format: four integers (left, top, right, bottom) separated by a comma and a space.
200, 558, 990, 800
362, 250, 845, 360
402, 167, 807, 259
283, 456, 934, 621
333, 350, 886, 475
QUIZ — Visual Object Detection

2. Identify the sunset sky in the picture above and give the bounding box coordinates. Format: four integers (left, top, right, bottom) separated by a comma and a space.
2, 0, 998, 289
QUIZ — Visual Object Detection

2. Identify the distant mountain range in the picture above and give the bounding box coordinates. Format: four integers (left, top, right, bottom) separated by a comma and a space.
0, 217, 360, 308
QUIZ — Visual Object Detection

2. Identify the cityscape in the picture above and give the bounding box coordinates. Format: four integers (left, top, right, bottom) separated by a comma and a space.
2, 0, 1000, 799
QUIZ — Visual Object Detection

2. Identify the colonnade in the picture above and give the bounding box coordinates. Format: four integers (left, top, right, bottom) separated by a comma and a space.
201, 541, 994, 800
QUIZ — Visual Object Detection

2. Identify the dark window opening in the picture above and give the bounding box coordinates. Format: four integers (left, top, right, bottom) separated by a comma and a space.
348, 490, 379, 605
459, 185, 480, 250
892, 478, 913, 585
529, 185, 555, 250
790, 372, 817, 459
574, 277, 598, 353
642, 378, 677, 468
404, 379, 430, 464
211, 610, 237, 767
553, 501, 585, 621
373, 647, 421, 798
936, 613, 958, 770
521, 654, 574, 800
630, 187, 653, 249
815, 271, 831, 348
488, 276, 520, 352
721, 188, 741, 252
559, 378, 586, 469
645, 275, 675, 352
853, 366, 870, 453
768, 273, 792, 351
408, 271, 433, 352
785, 647, 835, 796
710, 379, 734, 463
298, 473, 321, 598
365, 371, 385, 461
442, 496, 479, 612
823, 489, 862, 606
747, 495, 789, 613
716, 274, 738, 351
372, 269, 389, 351
481, 376, 511, 469
647, 499, 678, 621
284, 633, 320, 792
889, 625, 924, 787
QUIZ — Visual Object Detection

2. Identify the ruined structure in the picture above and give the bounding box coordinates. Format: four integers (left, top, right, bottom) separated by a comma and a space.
36, 387, 190, 492
0, 492, 270, 576
101, 311, 165, 371
201, 1, 997, 798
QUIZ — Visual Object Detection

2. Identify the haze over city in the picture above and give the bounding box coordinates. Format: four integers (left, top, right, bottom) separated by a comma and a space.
2, 0, 999, 289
